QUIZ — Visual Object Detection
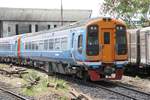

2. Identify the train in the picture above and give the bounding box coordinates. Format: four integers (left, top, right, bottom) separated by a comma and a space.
127, 27, 150, 75
0, 17, 128, 81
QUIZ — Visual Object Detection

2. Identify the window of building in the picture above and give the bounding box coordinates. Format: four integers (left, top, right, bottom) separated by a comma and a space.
54, 25, 57, 28
29, 24, 32, 33
48, 25, 50, 29
35, 24, 38, 32
8, 27, 11, 32
16, 24, 19, 35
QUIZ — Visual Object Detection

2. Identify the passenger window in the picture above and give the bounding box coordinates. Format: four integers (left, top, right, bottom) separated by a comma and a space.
78, 35, 83, 53
44, 40, 48, 50
55, 38, 60, 50
32, 43, 34, 50
35, 44, 38, 50
39, 40, 44, 50
61, 37, 67, 50
49, 39, 54, 50
72, 33, 75, 48
25, 43, 28, 50
29, 42, 31, 50
104, 32, 110, 44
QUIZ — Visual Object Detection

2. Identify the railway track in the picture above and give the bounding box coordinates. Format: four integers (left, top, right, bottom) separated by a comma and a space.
95, 80, 150, 100
55, 74, 147, 100
1, 64, 150, 100
0, 86, 28, 100
88, 82, 138, 100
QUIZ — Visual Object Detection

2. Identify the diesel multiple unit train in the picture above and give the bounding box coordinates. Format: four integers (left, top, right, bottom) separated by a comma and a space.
127, 27, 150, 75
0, 17, 128, 81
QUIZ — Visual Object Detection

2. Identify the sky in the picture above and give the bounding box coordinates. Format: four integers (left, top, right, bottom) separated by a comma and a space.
0, 0, 104, 17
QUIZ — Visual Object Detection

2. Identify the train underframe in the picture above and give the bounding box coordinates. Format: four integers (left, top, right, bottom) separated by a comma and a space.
125, 63, 150, 76
0, 56, 124, 81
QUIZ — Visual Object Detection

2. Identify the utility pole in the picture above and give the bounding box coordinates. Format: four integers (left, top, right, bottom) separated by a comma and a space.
61, 0, 63, 26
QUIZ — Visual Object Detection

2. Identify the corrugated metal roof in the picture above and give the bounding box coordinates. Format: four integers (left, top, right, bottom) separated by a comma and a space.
0, 7, 92, 21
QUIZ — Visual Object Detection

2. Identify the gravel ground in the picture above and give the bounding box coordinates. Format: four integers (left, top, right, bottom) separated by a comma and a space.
70, 82, 132, 100
116, 76, 150, 93
34, 92, 64, 100
0, 63, 150, 100
0, 81, 32, 100
0, 90, 21, 100
69, 75, 150, 100
0, 64, 71, 100
109, 85, 150, 100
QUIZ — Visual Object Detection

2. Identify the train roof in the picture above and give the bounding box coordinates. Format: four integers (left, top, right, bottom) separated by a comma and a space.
140, 27, 150, 32
18, 18, 93, 38
24, 17, 126, 37
0, 17, 127, 40
0, 35, 18, 43
127, 27, 150, 34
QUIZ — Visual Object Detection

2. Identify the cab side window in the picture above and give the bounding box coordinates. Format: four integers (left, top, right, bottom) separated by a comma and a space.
78, 35, 83, 53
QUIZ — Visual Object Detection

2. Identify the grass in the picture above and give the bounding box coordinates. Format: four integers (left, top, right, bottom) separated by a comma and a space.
0, 63, 9, 69
21, 69, 69, 97
0, 64, 69, 98
135, 75, 141, 80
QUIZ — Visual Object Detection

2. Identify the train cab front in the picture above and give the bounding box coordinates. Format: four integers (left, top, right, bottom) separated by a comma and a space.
85, 17, 128, 81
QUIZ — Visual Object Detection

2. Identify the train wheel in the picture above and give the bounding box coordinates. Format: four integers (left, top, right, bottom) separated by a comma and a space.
48, 62, 54, 76
82, 71, 89, 83
76, 67, 89, 82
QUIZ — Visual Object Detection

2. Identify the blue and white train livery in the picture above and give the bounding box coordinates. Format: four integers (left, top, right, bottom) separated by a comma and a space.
0, 17, 128, 81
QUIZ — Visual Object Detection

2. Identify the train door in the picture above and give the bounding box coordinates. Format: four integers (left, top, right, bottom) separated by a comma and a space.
71, 33, 75, 49
74, 33, 83, 61
71, 32, 75, 61
17, 37, 21, 58
101, 29, 114, 63
146, 33, 150, 65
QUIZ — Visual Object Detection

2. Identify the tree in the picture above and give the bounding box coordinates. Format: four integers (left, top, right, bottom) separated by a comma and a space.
101, 0, 150, 28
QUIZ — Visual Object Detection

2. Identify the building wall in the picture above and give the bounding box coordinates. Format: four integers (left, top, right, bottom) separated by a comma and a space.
2, 21, 72, 37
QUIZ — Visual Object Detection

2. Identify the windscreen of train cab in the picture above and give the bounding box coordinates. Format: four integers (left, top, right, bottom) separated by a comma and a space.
116, 25, 127, 55
86, 25, 99, 56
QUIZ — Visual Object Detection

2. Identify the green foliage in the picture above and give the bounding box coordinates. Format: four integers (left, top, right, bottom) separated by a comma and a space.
102, 0, 150, 27
49, 77, 69, 91
22, 70, 39, 82
21, 69, 69, 97
21, 70, 47, 96
60, 96, 68, 100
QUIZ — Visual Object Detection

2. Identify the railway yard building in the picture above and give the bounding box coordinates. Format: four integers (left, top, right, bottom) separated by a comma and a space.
0, 7, 91, 37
